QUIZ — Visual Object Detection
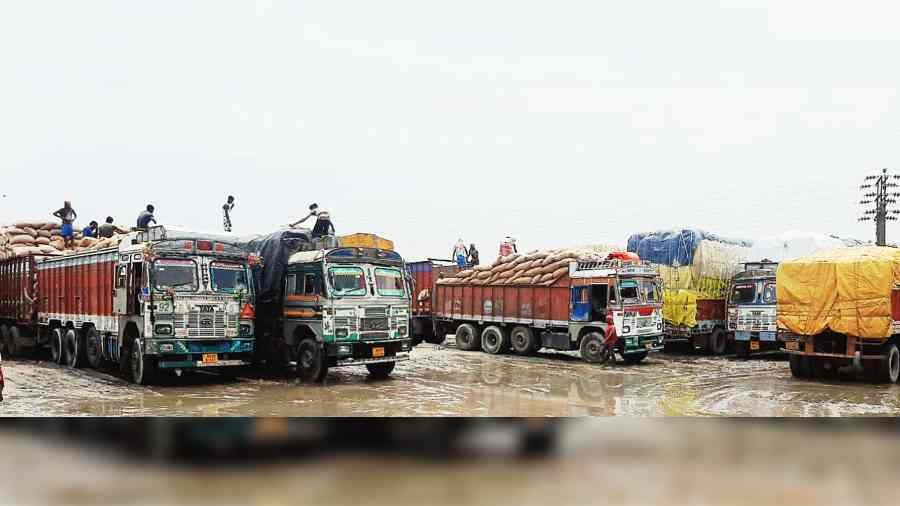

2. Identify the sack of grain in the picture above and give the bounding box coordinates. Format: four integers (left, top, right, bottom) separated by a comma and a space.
474, 265, 493, 272
80, 237, 98, 248
10, 235, 35, 246
36, 230, 51, 238
457, 269, 474, 279
476, 271, 492, 280
5, 227, 26, 236
22, 227, 38, 237
40, 223, 55, 231
34, 237, 50, 246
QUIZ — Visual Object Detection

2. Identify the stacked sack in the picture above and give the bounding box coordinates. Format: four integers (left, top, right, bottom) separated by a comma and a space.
0, 221, 125, 261
436, 245, 621, 287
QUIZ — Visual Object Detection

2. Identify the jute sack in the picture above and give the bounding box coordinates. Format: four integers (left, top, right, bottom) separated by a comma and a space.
5, 227, 26, 236
34, 237, 50, 246
37, 230, 52, 238
22, 227, 38, 237
10, 235, 35, 245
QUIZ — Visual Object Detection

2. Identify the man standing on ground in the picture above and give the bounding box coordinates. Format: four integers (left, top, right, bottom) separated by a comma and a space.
223, 195, 235, 232
137, 205, 157, 229
52, 201, 77, 248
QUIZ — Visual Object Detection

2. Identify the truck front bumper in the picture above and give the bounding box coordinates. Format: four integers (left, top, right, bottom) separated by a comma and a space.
328, 339, 413, 368
735, 331, 778, 342
622, 334, 665, 355
146, 338, 255, 370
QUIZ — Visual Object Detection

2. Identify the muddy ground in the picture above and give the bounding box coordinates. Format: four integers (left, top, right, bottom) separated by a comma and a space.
3, 341, 900, 416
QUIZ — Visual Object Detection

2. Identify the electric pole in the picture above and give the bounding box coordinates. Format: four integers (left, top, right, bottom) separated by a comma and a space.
859, 168, 900, 246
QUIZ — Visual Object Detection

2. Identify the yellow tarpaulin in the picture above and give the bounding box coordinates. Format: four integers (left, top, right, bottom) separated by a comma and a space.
777, 246, 900, 340
663, 289, 698, 327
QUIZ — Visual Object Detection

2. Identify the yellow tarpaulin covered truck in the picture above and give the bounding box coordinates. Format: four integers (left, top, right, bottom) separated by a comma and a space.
779, 246, 900, 383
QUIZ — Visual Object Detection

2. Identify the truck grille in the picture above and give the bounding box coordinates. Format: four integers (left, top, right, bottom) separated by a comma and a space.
172, 312, 237, 338
736, 314, 776, 331
361, 332, 390, 341
333, 317, 359, 331
365, 307, 387, 318
637, 317, 654, 328
361, 317, 389, 331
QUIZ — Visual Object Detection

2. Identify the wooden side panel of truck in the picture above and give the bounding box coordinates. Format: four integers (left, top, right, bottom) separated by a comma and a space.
434, 278, 572, 325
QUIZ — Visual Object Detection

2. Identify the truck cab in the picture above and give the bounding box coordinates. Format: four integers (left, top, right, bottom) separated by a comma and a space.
280, 247, 412, 381
569, 259, 665, 363
116, 226, 256, 383
728, 261, 778, 359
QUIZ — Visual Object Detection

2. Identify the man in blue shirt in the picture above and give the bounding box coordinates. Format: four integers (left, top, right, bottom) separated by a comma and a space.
137, 204, 157, 229
82, 221, 99, 238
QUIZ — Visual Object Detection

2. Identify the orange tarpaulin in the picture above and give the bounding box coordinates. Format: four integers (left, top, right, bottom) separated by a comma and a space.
777, 246, 900, 340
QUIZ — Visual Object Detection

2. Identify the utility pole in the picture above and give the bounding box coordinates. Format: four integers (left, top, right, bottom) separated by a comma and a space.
860, 169, 900, 246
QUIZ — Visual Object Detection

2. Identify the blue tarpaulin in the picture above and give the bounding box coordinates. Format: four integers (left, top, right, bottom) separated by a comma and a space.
627, 229, 752, 267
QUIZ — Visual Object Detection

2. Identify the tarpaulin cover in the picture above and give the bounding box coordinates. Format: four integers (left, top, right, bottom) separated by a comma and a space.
777, 246, 900, 340
748, 231, 848, 264
237, 229, 313, 305
629, 229, 751, 327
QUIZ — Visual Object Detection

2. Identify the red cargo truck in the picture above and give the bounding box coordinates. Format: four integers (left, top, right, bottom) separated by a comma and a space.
0, 226, 256, 384
408, 259, 459, 346
418, 257, 665, 364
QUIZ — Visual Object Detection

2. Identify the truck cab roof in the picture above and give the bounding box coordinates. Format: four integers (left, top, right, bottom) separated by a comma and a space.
289, 247, 404, 267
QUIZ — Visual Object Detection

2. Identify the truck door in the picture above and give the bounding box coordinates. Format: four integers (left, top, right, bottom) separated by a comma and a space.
114, 261, 128, 316
571, 287, 591, 322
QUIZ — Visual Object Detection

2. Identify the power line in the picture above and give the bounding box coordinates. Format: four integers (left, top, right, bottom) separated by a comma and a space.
859, 168, 900, 246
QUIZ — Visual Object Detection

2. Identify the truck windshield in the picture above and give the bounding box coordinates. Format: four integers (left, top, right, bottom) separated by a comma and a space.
153, 259, 198, 293
731, 284, 757, 304
329, 266, 367, 296
762, 283, 776, 303
640, 278, 661, 303
618, 279, 641, 304
210, 261, 250, 294
375, 267, 406, 297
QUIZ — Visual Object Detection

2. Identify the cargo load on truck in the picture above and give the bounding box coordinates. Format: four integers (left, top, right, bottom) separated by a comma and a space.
778, 246, 900, 340
0, 221, 125, 260
747, 231, 849, 263
628, 229, 751, 354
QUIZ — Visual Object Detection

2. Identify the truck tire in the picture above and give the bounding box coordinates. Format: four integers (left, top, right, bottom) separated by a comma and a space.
580, 332, 612, 364
735, 341, 751, 359
878, 343, 900, 384
50, 328, 64, 364
64, 329, 84, 369
481, 326, 510, 355
6, 326, 20, 359
623, 351, 648, 365
297, 338, 328, 383
366, 361, 396, 379
789, 355, 805, 378
129, 339, 156, 385
709, 329, 727, 356
0, 324, 9, 356
510, 326, 538, 355
455, 324, 480, 351
85, 328, 103, 369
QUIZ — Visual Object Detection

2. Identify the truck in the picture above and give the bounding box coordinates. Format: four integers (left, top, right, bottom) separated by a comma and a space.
428, 254, 665, 364
241, 231, 412, 382
728, 261, 779, 358
780, 246, 900, 383
0, 225, 257, 384
407, 259, 459, 346
628, 229, 751, 355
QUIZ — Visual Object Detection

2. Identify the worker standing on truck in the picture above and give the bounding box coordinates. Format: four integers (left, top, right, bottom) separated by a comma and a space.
499, 236, 517, 257
98, 217, 128, 238
52, 201, 77, 248
468, 244, 480, 268
222, 195, 235, 232
290, 203, 335, 238
453, 239, 468, 268
137, 205, 157, 229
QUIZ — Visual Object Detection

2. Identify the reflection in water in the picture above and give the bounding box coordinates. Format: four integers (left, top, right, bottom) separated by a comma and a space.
4, 345, 900, 416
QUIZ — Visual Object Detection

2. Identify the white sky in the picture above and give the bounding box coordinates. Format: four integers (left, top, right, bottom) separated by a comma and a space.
1, 1, 898, 260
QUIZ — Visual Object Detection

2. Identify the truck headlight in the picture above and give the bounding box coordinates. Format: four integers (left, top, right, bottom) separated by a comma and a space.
239, 323, 253, 336
336, 329, 349, 339
337, 344, 352, 355
155, 324, 173, 336
398, 326, 408, 337
623, 326, 631, 334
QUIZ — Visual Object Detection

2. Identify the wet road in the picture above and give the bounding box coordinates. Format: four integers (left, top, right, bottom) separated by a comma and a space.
3, 342, 900, 416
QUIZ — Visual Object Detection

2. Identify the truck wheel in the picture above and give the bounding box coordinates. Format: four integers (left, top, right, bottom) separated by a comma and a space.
510, 326, 538, 355
481, 326, 510, 355
623, 351, 648, 365
455, 324, 480, 351
878, 343, 900, 384
50, 328, 64, 364
129, 339, 156, 385
366, 361, 396, 379
85, 328, 103, 369
5, 326, 20, 359
64, 329, 81, 369
709, 329, 727, 356
789, 355, 805, 379
580, 332, 612, 364
735, 341, 751, 359
0, 325, 8, 355
297, 338, 328, 383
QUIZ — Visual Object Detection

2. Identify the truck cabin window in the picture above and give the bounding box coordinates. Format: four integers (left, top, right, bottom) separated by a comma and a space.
210, 262, 249, 294
329, 267, 367, 296
618, 279, 641, 304
762, 283, 776, 304
731, 284, 757, 305
591, 285, 609, 320
375, 268, 406, 297
639, 278, 661, 303
302, 273, 322, 296
153, 259, 198, 293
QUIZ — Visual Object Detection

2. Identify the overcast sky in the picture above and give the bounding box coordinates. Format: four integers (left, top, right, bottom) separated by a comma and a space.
1, 1, 898, 260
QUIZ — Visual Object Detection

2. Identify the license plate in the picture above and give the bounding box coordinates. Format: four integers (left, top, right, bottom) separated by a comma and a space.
750, 342, 761, 351
372, 347, 385, 358
202, 353, 219, 365
786, 341, 800, 351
